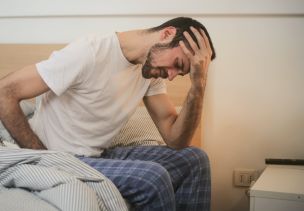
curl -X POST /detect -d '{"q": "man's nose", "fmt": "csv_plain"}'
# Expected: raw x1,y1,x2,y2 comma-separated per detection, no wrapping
167,68,178,81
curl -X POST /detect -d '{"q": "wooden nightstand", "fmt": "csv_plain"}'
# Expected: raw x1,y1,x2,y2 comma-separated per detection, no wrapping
250,165,304,211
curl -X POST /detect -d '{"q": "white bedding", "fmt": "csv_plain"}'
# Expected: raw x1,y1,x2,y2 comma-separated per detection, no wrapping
0,147,128,211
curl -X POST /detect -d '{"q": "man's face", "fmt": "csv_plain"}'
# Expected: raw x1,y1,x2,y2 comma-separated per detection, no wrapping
142,43,190,81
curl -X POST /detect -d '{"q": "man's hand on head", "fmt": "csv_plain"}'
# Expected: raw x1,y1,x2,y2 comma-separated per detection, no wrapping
179,27,212,89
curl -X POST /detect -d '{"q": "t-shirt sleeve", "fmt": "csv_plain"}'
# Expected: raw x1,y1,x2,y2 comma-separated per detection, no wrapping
36,37,94,96
145,78,167,96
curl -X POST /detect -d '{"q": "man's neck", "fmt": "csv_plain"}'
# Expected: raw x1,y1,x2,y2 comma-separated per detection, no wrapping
116,29,158,65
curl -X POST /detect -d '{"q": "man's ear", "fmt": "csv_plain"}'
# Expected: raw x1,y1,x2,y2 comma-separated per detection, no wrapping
160,26,177,42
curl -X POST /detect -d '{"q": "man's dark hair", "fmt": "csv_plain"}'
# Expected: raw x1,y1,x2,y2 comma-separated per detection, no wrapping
148,17,216,60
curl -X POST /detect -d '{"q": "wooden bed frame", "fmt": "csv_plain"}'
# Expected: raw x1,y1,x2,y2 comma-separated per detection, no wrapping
0,44,201,147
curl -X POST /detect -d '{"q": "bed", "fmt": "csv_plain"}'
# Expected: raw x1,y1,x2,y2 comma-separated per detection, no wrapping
0,44,203,210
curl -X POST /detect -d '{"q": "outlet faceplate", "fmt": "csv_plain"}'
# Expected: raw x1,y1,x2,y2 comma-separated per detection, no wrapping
233,168,258,187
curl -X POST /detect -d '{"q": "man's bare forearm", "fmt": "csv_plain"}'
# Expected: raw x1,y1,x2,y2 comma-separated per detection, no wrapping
169,26,212,149
167,84,204,149
0,95,46,149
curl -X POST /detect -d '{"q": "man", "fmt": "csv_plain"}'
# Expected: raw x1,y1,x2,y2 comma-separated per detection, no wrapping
0,17,216,210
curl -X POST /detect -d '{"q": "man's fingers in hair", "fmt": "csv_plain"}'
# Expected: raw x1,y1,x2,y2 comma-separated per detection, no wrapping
179,40,193,57
183,31,199,52
190,26,204,50
199,28,212,56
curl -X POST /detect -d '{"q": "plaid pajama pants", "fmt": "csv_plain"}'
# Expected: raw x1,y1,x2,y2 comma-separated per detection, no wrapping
78,146,211,211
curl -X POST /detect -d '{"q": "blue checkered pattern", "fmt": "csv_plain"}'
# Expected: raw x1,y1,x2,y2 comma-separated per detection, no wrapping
78,146,211,211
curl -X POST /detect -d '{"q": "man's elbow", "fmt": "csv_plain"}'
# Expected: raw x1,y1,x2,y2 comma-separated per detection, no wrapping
164,136,191,150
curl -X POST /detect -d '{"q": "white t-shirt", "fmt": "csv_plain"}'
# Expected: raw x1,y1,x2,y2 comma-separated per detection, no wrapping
29,33,166,157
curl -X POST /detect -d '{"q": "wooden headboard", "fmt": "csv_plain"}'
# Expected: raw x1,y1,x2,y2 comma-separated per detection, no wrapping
0,44,201,147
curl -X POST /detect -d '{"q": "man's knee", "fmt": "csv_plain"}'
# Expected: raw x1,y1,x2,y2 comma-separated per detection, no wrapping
183,147,209,164
127,161,175,209
141,161,173,191
179,147,210,174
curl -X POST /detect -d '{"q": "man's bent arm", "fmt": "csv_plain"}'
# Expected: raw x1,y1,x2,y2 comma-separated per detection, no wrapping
171,83,204,148
0,94,46,149
144,83,204,149
0,65,49,149
144,27,212,149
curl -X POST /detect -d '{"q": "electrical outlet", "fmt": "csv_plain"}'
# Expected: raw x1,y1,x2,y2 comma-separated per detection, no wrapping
233,168,258,187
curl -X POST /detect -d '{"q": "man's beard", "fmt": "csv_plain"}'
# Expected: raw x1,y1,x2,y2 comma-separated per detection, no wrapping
142,43,170,79
142,51,154,79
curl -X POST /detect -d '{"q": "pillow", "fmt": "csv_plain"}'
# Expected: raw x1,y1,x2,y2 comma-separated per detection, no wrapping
109,106,181,148
0,100,35,147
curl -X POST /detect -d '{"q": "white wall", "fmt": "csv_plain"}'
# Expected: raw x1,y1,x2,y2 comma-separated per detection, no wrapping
1,1,304,211
204,17,304,211
1,0,304,43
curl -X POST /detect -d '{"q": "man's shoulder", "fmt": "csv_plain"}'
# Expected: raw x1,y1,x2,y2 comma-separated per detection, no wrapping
85,32,116,47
